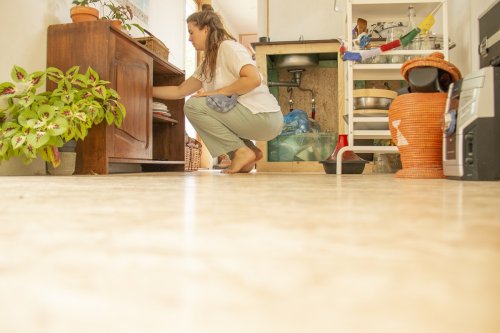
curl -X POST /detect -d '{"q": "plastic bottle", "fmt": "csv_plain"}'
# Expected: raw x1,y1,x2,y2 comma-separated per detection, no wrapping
405,5,418,60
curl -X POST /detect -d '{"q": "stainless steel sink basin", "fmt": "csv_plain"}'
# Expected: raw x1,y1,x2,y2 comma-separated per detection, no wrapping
274,54,319,69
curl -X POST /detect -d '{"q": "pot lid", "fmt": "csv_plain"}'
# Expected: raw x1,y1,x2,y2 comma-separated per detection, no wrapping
401,52,462,83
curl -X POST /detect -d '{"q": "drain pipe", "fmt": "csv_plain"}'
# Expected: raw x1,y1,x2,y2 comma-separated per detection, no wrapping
268,69,304,87
268,69,317,119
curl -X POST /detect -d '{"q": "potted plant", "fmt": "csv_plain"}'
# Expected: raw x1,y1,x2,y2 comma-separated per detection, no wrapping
0,65,126,171
70,0,101,23
101,1,145,34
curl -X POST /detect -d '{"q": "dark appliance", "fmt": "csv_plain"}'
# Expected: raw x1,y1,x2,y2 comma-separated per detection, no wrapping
442,66,500,180
479,0,500,68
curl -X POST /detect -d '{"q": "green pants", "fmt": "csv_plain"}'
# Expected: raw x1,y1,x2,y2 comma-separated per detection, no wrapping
184,97,283,157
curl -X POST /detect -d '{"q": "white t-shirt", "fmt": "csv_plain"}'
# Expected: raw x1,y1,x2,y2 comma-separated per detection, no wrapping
192,40,281,114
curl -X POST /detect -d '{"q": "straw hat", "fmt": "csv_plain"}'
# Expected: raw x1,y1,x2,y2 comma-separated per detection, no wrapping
401,52,462,83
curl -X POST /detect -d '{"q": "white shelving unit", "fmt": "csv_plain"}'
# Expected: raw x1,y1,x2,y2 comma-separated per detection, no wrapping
337,0,449,174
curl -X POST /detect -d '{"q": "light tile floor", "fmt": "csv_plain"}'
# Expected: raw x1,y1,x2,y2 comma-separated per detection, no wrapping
1,171,500,333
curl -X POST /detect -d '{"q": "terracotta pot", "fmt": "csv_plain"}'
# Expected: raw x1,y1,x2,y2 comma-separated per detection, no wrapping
70,6,99,23
388,93,447,178
110,20,123,30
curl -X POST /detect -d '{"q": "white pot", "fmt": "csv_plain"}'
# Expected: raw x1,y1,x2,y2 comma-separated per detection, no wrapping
47,152,76,176
0,156,46,176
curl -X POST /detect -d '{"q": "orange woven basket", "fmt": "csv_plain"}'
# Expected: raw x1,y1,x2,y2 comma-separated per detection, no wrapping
388,93,447,178
401,52,461,83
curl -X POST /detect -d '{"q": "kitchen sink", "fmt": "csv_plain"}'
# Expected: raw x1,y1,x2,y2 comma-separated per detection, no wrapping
274,54,319,70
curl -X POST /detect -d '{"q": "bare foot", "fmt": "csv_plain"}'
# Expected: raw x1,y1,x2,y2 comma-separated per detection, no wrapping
222,146,256,174
243,140,263,160
248,145,263,161
238,146,263,173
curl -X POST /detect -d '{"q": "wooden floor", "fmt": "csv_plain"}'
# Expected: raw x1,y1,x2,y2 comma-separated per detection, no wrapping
1,171,499,333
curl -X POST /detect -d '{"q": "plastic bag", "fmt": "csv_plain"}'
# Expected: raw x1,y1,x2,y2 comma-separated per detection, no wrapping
281,109,310,135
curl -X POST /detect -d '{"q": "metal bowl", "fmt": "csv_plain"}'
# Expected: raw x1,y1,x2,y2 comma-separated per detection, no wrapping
353,97,393,110
274,54,319,69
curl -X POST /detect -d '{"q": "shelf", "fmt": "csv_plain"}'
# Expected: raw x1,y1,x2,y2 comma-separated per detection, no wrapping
354,50,446,62
348,117,389,130
339,0,448,174
353,130,392,139
153,114,178,124
109,158,184,165
353,63,402,70
352,116,388,122
352,60,452,80
348,108,388,114
351,64,403,80
337,145,399,153
381,49,445,55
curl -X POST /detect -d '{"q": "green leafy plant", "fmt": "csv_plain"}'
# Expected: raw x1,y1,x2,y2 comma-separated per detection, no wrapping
70,0,145,34
0,65,126,167
101,1,145,34
71,0,101,7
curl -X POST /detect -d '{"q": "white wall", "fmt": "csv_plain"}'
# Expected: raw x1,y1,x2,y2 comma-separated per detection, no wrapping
443,0,497,77
0,0,70,83
447,0,497,77
257,0,345,41
212,0,240,37
0,0,186,85
447,0,472,76
148,0,186,69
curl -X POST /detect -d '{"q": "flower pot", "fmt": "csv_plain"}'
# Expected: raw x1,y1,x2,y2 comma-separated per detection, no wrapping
110,20,122,29
70,6,99,23
0,157,46,176
388,93,447,178
47,152,76,176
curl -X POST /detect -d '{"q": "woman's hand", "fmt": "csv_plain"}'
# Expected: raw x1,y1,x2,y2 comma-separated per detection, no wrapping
153,77,202,100
193,89,223,97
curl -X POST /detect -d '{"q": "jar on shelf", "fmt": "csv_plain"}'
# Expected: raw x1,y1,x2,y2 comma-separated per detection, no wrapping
419,33,437,50
386,27,406,63
405,5,418,61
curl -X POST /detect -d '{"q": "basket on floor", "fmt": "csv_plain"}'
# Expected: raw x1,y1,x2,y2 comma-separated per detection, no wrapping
185,137,202,171
135,30,169,62
388,92,447,179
